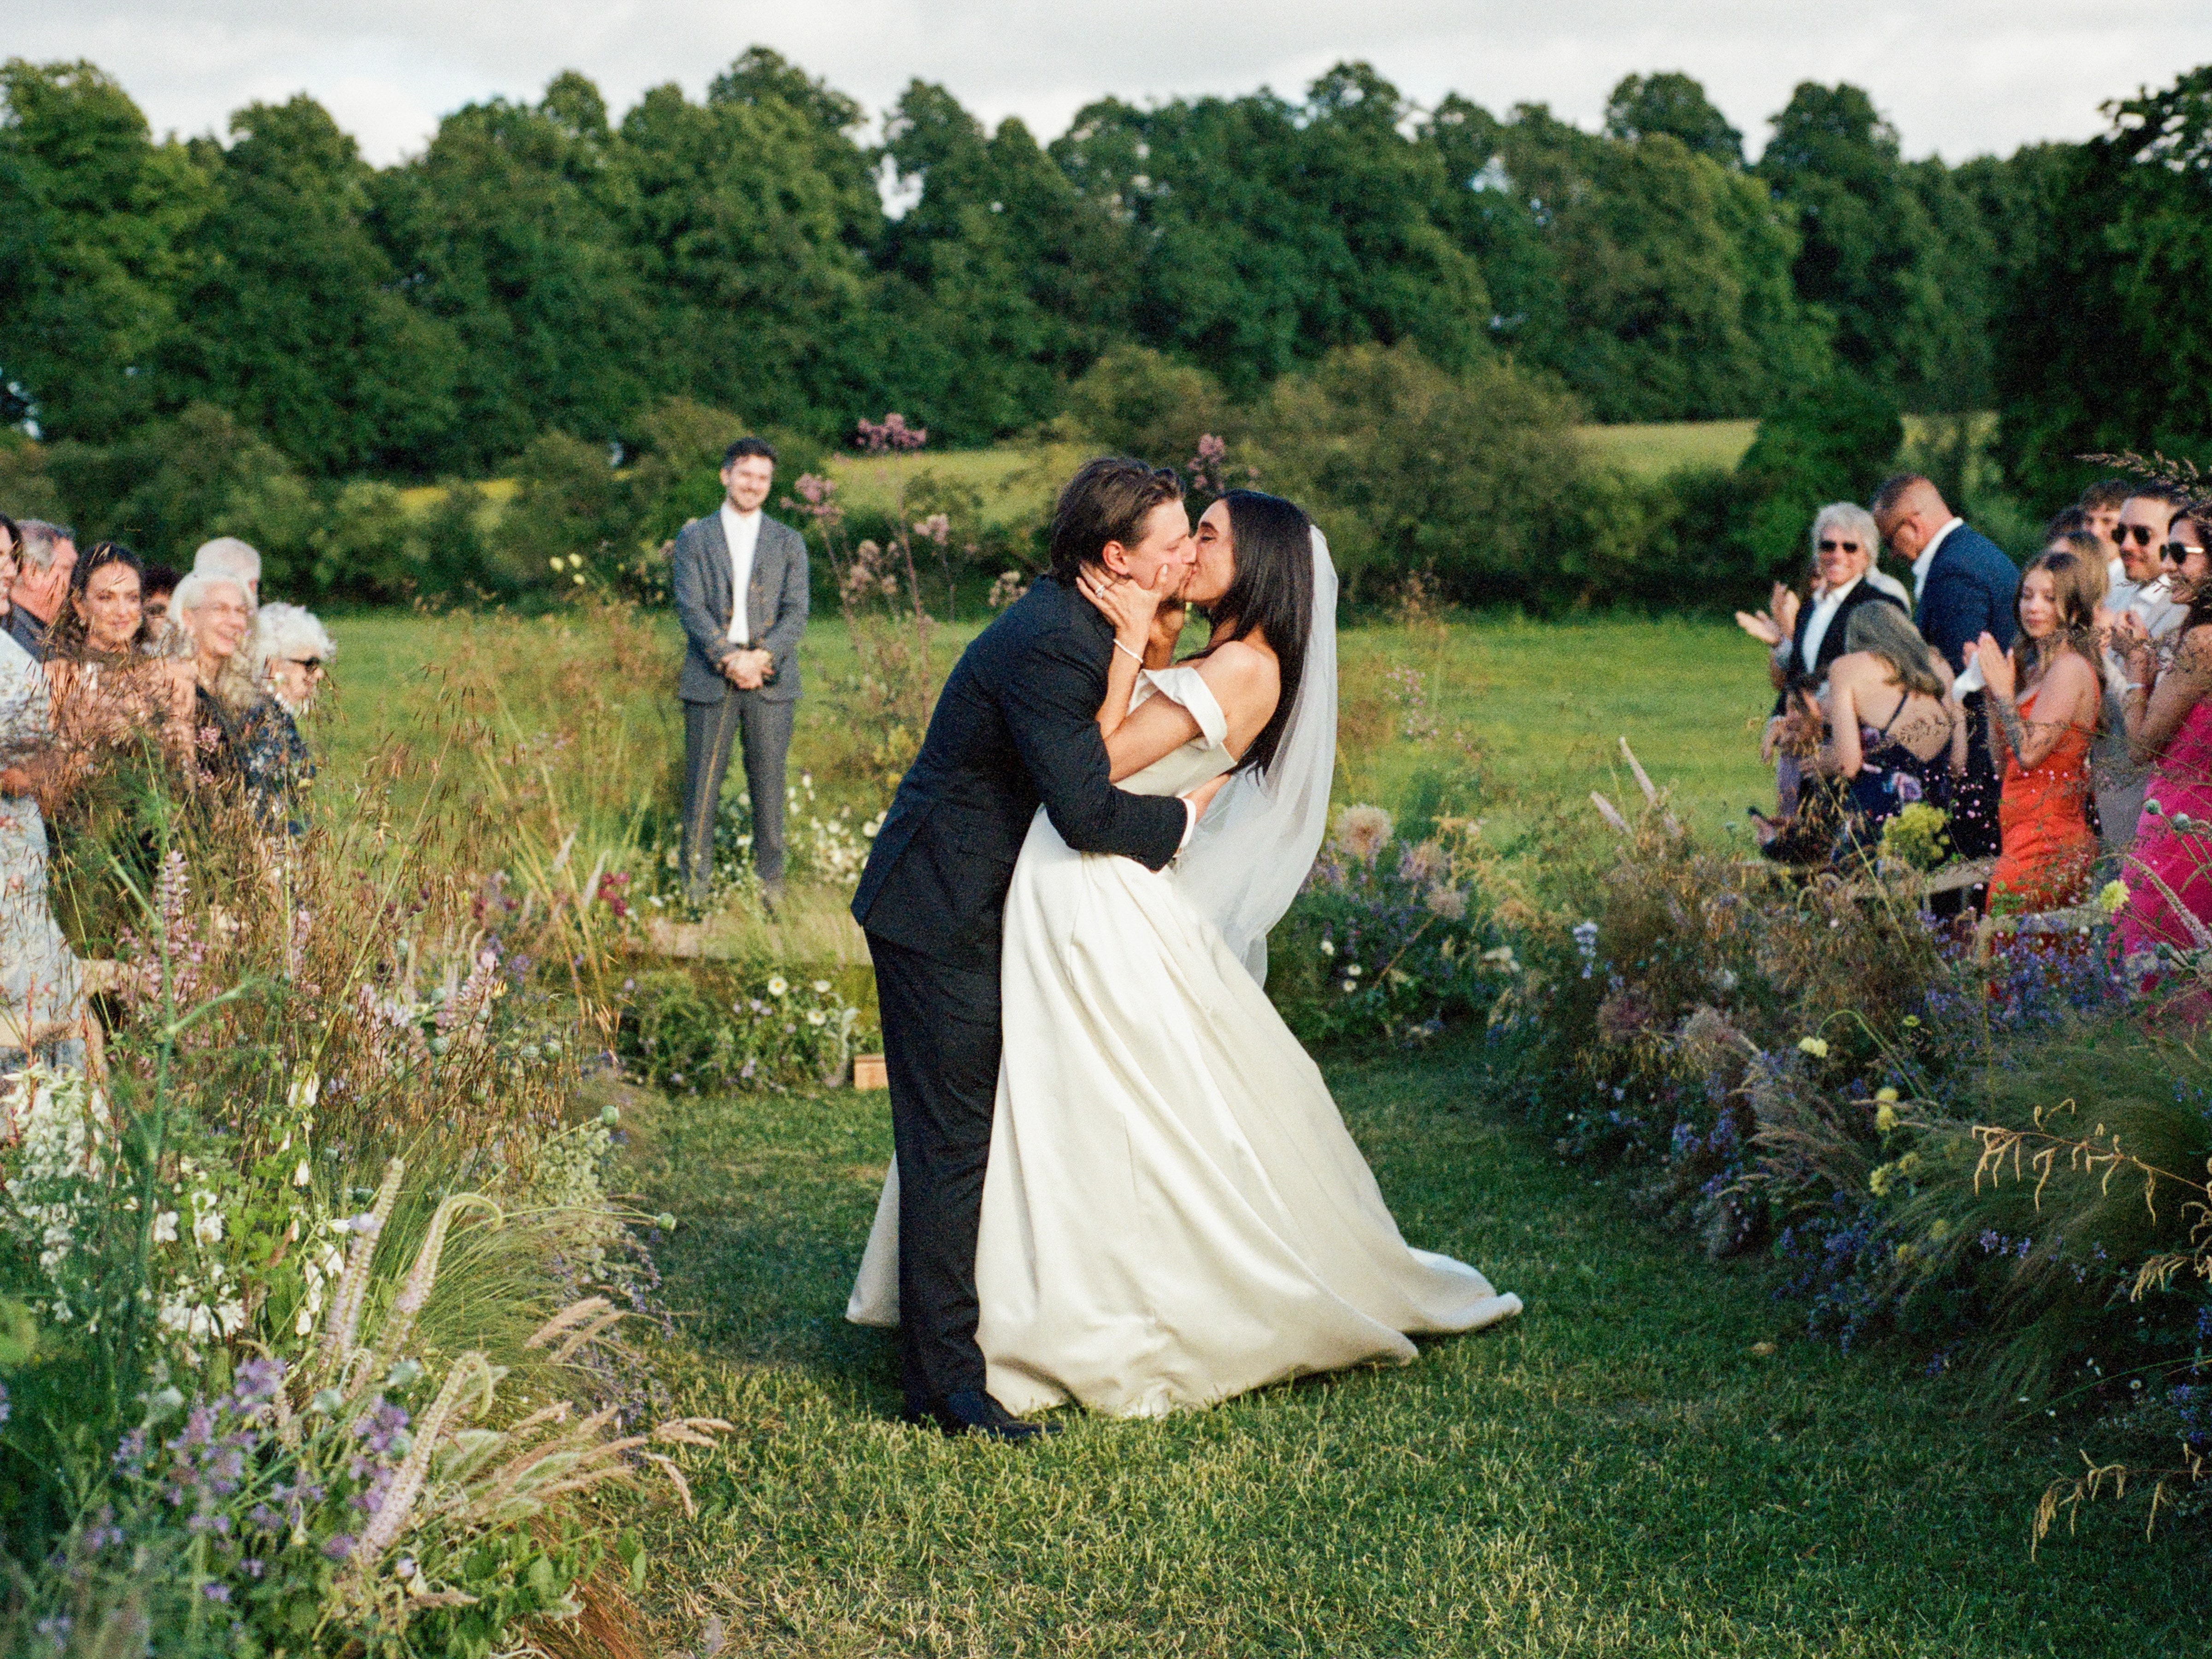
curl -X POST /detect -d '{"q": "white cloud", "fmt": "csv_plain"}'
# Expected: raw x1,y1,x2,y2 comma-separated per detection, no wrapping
13,0,2210,164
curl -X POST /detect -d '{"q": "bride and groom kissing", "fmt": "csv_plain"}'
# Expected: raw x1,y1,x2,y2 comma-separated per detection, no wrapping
846,457,1520,1441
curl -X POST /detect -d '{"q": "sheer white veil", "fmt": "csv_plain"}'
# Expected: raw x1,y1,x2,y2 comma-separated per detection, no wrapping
1171,525,1338,984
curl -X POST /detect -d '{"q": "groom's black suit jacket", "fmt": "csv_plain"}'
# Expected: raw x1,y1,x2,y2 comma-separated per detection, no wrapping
852,574,1187,968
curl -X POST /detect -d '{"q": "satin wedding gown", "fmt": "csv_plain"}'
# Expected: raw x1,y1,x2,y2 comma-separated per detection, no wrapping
848,666,1520,1418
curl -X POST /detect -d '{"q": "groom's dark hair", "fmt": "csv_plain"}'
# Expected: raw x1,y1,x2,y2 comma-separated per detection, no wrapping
1048,457,1182,583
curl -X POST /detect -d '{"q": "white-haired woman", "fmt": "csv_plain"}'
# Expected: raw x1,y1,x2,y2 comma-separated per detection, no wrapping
170,570,257,785
239,602,331,832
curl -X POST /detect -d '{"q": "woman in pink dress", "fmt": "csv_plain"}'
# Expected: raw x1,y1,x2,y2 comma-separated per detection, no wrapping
2115,504,2212,967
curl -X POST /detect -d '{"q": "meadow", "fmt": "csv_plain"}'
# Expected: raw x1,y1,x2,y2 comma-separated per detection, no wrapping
304,602,2212,1655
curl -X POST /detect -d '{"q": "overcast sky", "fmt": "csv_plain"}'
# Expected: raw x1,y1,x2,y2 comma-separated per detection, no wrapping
17,1,2211,167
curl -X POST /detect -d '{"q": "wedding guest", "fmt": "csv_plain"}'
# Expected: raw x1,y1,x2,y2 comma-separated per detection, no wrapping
671,436,808,907
44,541,193,758
1973,550,2102,916
1875,474,2019,867
1736,505,1907,832
192,536,262,607
238,602,332,832
2115,503,2212,969
2112,484,2192,638
7,519,77,662
2077,477,2131,582
140,564,187,655
1802,602,1964,862
170,571,256,782
0,527,87,1067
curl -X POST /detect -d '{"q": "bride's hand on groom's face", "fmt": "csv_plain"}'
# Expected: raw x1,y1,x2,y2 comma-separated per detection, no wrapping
1078,563,1180,648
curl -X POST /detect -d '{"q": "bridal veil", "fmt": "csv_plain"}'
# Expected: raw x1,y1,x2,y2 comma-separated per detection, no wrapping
1170,525,1339,983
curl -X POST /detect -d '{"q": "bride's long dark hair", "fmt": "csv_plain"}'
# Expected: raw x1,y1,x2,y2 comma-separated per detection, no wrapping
1198,489,1313,776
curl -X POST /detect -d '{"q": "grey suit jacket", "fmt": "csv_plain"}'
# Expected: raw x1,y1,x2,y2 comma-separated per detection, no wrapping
672,511,808,704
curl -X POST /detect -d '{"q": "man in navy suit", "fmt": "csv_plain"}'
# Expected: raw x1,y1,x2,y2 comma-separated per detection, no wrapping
1871,473,2019,863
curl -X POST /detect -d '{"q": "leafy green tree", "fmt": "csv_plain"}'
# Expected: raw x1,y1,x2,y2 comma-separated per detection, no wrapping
878,82,1131,440
609,52,882,440
1062,344,1232,466
1052,65,1490,400
0,60,208,442
1449,102,1828,420
371,73,657,473
1756,82,1994,412
1253,342,1600,608
44,402,304,568
1604,72,1744,167
159,95,460,475
1991,66,2212,505
1735,367,1903,577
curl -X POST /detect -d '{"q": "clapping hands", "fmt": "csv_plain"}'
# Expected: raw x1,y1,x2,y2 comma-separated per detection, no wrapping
1734,581,1801,649
1973,632,2015,700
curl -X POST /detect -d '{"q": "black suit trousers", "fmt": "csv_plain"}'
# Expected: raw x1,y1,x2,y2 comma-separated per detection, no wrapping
866,929,1000,1407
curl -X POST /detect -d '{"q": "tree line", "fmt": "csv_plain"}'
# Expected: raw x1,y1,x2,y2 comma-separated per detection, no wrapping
0,50,2204,601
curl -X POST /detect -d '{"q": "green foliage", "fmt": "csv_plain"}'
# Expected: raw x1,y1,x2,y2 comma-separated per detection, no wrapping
1487,100,1830,421
1991,67,2212,506
1061,343,1231,468
1603,72,1746,167
0,59,210,443
159,95,460,475
618,967,859,1094
371,75,656,475
1734,368,1904,578
1757,82,1996,414
1253,343,1600,607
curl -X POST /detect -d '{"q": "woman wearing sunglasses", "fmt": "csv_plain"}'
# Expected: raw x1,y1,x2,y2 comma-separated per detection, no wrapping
2114,503,2212,980
238,601,333,836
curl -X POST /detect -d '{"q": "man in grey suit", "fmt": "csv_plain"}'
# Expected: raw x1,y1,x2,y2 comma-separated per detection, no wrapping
672,436,809,905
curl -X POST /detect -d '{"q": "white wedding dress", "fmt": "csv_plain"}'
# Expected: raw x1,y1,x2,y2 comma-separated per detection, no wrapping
848,626,1521,1418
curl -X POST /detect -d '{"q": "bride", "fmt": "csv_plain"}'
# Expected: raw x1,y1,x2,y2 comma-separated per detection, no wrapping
849,489,1519,1418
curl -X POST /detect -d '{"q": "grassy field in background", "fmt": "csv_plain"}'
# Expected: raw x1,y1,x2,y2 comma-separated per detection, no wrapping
324,608,1773,845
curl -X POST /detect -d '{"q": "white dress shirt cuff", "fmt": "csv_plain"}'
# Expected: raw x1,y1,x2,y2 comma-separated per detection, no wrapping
1179,797,1199,851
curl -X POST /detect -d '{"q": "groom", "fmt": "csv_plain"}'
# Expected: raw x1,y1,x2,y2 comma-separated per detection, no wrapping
851,457,1218,1441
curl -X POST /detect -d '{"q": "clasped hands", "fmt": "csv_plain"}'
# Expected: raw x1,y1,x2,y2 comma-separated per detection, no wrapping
720,647,775,690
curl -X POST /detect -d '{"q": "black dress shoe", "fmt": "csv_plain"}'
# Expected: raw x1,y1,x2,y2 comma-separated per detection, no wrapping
903,1389,1059,1443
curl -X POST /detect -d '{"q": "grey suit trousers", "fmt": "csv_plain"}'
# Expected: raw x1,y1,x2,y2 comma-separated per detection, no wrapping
681,687,795,900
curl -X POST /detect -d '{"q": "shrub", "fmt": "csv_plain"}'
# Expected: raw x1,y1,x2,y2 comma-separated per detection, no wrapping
1063,343,1234,468
1733,368,1902,581
1252,343,1609,610
1268,806,1515,1047
618,967,859,1093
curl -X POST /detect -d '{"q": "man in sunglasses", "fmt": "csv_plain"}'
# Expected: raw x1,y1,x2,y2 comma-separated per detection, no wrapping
2112,484,2192,642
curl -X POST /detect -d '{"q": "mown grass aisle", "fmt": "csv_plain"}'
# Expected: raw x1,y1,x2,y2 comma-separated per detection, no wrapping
623,1038,2207,1657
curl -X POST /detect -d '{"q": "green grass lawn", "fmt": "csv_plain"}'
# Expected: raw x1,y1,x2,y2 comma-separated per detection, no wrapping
315,607,2201,1656
625,1040,2205,1655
